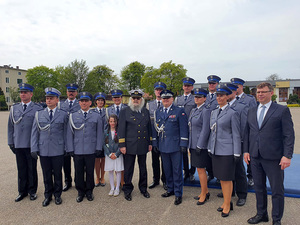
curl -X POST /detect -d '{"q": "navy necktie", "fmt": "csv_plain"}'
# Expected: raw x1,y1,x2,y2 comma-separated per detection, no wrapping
99,109,102,115
84,112,87,119
184,96,188,101
23,104,27,111
49,110,53,120
236,96,240,100
218,108,222,116
69,101,73,108
157,101,161,108
211,93,214,99
116,106,120,116
164,108,168,118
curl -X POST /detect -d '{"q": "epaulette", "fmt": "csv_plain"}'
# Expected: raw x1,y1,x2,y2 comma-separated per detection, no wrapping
247,94,255,98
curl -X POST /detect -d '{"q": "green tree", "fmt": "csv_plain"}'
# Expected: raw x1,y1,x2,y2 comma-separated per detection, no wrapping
9,86,21,103
26,65,60,102
84,65,120,94
140,66,161,96
0,87,8,110
120,61,145,91
244,86,250,94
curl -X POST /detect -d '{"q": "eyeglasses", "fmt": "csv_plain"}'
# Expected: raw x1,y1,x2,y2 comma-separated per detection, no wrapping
132,97,141,100
257,91,271,94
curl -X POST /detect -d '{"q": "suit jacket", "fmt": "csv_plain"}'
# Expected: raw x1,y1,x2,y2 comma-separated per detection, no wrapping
237,93,257,108
208,105,241,156
31,108,68,156
174,94,196,118
153,104,189,153
66,109,103,155
59,99,81,114
204,93,219,111
118,107,152,155
93,107,107,130
8,102,43,148
188,105,211,150
230,100,249,141
106,104,128,118
243,102,294,160
103,129,121,157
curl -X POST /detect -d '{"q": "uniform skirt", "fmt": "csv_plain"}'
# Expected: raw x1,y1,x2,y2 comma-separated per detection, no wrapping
104,154,124,172
190,148,209,169
212,154,235,181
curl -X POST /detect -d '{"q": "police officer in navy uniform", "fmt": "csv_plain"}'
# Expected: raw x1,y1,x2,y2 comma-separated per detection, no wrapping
31,87,68,207
231,78,257,187
153,90,189,205
146,82,167,190
118,90,152,201
66,92,104,202
106,89,127,118
174,77,196,181
60,83,81,192
7,83,43,202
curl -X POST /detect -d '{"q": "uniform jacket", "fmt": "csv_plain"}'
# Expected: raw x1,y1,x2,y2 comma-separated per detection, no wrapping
8,102,43,148
153,104,189,153
229,100,249,141
188,105,211,150
66,110,103,155
237,93,257,108
93,107,107,129
205,93,219,111
31,108,68,156
59,99,81,114
174,94,196,118
106,104,127,118
118,107,152,155
243,102,294,160
103,129,121,157
208,105,241,156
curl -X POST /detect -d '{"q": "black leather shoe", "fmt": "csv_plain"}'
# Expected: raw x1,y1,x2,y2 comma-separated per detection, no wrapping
30,193,37,201
194,195,200,200
248,178,254,187
196,193,210,205
161,191,175,198
86,194,94,201
76,195,84,203
247,214,269,224
42,198,52,207
174,196,182,205
221,211,230,217
183,173,189,181
15,194,27,202
149,181,159,189
217,202,233,212
141,191,150,198
55,197,62,205
189,174,195,182
163,183,168,190
273,221,281,225
63,183,72,192
124,193,132,201
236,198,246,206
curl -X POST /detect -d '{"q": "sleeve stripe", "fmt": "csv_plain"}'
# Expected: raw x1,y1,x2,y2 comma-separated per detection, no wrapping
181,137,188,140
119,138,125,143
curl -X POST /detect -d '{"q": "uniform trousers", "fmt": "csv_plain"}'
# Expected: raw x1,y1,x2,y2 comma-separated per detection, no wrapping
251,156,284,222
40,155,64,199
161,151,183,197
15,148,38,195
74,154,95,196
151,148,166,183
233,156,248,199
63,155,72,183
123,154,147,194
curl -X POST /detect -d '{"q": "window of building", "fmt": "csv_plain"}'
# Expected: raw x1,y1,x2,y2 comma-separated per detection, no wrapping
6,77,9,83
18,72,21,75
6,97,10,102
6,87,9,93
17,79,22,84
5,70,9,73
279,88,288,102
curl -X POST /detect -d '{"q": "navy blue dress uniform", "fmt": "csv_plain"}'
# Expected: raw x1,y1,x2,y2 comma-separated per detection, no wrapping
118,90,152,199
31,88,68,206
207,85,241,181
7,83,43,202
174,77,196,180
205,75,221,111
146,82,166,188
66,92,104,201
153,90,189,205
59,83,81,191
231,78,257,108
106,89,127,118
188,88,211,169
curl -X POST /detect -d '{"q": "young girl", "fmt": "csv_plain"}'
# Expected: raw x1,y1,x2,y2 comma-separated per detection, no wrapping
104,114,124,196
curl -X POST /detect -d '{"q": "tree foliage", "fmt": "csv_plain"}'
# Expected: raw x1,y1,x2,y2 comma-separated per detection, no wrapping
120,61,145,91
26,65,60,102
9,86,21,103
84,65,120,94
141,66,161,96
0,87,8,110
266,73,281,81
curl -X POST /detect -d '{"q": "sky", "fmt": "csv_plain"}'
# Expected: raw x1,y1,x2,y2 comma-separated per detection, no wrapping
1,0,300,83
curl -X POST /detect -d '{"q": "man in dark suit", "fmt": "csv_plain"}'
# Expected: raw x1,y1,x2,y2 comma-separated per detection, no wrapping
244,82,294,225
118,89,152,201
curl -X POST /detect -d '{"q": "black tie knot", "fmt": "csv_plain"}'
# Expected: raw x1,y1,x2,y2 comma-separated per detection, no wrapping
23,104,27,111
84,112,87,118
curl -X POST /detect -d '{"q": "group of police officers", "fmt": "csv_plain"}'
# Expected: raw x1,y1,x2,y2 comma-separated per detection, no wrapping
7,75,256,210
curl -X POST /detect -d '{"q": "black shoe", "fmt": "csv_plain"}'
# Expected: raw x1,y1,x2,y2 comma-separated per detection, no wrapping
189,174,195,182
42,198,52,207
148,181,159,189
248,178,254,187
194,195,200,200
174,196,182,205
247,214,269,224
15,194,27,202
141,191,150,198
124,193,132,201
196,192,210,205
163,182,168,190
273,221,281,225
30,193,37,201
184,173,189,181
221,211,230,217
63,183,72,192
55,197,62,205
161,191,175,198
95,182,101,187
217,202,233,212
236,198,246,206
86,194,94,201
76,195,84,203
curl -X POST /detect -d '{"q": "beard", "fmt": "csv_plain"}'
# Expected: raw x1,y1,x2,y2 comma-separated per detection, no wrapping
128,97,145,112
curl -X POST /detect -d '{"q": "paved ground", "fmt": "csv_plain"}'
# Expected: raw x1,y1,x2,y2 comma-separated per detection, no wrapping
1,108,299,225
